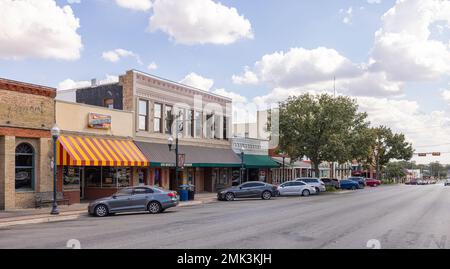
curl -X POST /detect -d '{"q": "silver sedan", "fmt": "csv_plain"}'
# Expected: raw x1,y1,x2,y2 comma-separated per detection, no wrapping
277,181,317,197
88,186,179,217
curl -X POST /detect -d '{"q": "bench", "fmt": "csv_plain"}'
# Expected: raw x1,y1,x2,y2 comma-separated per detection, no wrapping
35,192,70,208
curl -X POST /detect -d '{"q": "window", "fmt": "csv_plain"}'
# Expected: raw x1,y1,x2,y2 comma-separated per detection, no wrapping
293,182,305,186
186,110,194,137
154,103,162,133
165,105,173,134
104,98,114,109
223,116,228,140
176,109,185,134
63,167,80,190
116,188,133,196
139,100,148,131
102,167,117,188
133,187,153,194
85,167,101,187
214,114,221,139
15,143,34,191
154,168,162,186
116,167,131,188
206,113,214,139
194,111,202,138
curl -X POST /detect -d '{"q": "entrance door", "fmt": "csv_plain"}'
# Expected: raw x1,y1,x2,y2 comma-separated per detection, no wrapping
80,168,85,200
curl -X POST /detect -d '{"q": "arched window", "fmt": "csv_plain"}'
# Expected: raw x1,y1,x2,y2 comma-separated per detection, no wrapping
15,143,35,191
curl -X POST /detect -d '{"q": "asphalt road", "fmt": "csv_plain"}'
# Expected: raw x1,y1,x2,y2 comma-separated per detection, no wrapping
1,184,449,249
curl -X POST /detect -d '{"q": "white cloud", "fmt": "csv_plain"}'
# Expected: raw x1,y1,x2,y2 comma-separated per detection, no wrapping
0,0,82,60
102,49,142,64
115,0,152,11
367,0,381,4
57,75,119,91
180,72,214,91
213,88,247,103
233,47,362,89
147,62,158,71
67,0,81,4
148,0,253,45
340,6,353,25
370,0,450,81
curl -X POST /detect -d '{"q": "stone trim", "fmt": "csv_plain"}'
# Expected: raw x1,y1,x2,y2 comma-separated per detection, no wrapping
0,78,56,98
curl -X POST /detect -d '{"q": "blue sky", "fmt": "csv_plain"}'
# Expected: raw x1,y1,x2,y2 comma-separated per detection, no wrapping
1,0,450,163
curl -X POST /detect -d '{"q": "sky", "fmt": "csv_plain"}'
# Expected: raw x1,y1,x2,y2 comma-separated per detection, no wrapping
1,0,450,164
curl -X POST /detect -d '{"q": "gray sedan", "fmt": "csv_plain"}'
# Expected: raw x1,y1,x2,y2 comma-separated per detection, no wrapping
217,181,278,201
88,186,179,217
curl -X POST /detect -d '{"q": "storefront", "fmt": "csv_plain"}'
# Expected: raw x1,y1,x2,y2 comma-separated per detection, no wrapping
135,142,241,193
56,135,149,203
238,154,279,183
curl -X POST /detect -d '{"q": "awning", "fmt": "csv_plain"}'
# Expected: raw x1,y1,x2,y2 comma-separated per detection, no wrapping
243,154,280,169
135,141,241,168
57,136,149,166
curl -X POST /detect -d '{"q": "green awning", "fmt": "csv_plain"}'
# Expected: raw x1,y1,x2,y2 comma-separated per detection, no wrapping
243,155,280,168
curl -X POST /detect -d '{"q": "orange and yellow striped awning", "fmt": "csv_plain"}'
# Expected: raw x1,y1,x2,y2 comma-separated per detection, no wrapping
56,136,149,167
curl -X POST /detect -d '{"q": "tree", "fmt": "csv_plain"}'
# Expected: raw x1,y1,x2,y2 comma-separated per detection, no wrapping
278,93,371,176
367,126,414,180
385,162,407,182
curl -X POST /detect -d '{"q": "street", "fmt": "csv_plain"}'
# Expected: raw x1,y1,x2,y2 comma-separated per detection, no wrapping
0,184,449,249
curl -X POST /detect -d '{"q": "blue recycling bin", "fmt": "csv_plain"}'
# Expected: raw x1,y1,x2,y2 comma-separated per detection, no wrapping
178,185,189,202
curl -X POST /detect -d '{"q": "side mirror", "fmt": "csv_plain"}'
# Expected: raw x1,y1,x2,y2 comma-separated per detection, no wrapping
112,195,117,199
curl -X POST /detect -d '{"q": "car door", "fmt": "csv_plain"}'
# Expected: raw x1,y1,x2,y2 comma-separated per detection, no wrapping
130,187,153,211
279,182,292,195
250,183,266,197
235,183,252,198
291,181,306,194
108,188,134,212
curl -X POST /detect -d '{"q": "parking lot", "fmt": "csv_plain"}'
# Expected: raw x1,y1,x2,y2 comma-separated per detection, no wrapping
0,183,449,249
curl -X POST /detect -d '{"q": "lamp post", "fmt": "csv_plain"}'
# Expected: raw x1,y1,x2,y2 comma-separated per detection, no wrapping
280,152,287,182
50,124,60,215
168,135,179,189
240,147,245,185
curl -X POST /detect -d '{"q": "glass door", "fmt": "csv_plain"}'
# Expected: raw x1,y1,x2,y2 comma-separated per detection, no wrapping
80,168,85,200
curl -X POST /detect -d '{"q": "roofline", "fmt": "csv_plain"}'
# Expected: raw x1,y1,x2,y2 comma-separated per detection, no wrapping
0,77,56,98
131,69,233,102
58,82,120,92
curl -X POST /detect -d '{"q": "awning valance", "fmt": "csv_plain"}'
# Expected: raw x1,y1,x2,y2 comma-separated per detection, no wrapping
57,136,149,167
243,155,280,169
135,141,241,168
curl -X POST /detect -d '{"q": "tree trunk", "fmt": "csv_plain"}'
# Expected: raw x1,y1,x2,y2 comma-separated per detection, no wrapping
313,161,320,178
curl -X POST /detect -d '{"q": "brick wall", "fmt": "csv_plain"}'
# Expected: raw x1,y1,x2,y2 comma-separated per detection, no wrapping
120,71,134,112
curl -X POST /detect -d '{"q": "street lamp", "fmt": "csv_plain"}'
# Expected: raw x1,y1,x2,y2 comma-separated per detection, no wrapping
240,147,245,185
168,135,179,189
280,151,287,182
50,124,60,215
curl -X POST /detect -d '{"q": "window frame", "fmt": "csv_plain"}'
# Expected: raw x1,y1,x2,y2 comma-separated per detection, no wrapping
15,143,35,192
138,99,149,131
153,103,163,133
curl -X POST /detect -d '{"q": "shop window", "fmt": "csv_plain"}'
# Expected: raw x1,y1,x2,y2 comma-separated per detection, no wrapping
15,143,34,191
63,166,80,190
138,168,146,185
116,167,131,188
154,168,161,186
154,103,162,133
165,105,173,134
139,100,149,131
85,167,101,187
102,167,117,188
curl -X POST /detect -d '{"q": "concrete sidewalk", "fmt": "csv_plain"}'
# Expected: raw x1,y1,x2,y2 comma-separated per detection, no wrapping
0,193,217,228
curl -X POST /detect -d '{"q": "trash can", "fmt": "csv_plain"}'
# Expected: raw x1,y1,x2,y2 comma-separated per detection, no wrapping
188,184,195,200
178,185,189,202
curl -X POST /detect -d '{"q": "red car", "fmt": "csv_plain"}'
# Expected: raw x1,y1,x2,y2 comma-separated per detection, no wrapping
365,178,382,187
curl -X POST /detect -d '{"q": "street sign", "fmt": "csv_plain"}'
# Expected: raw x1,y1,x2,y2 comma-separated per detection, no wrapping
418,153,427,157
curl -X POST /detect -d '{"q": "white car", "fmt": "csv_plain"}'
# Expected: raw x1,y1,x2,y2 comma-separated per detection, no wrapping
277,181,317,197
295,177,327,193
445,179,450,186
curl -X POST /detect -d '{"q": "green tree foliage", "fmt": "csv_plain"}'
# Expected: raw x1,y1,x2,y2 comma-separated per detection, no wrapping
278,94,372,176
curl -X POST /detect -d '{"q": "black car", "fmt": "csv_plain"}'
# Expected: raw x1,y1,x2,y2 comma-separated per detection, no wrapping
217,181,278,201
321,178,340,189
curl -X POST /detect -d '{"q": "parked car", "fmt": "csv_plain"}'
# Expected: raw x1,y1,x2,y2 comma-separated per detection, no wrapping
445,178,450,186
347,177,366,188
320,178,340,189
295,178,326,193
88,186,179,217
277,181,317,197
365,178,382,187
340,180,360,190
217,181,278,201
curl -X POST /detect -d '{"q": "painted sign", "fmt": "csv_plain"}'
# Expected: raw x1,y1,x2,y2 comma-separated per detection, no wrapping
88,113,111,129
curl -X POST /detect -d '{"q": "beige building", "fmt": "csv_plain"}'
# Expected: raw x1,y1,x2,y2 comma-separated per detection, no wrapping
0,78,56,209
59,70,241,193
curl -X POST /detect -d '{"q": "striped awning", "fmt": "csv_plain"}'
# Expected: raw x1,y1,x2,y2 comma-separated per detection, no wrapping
56,136,149,167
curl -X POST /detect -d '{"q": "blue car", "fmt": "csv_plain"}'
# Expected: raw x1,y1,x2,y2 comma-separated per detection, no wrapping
340,180,360,190
347,177,366,188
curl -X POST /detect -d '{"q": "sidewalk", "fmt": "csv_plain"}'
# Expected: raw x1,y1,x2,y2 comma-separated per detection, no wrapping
0,192,217,228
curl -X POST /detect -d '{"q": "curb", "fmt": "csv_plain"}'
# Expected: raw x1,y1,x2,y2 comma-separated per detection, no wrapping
0,199,217,228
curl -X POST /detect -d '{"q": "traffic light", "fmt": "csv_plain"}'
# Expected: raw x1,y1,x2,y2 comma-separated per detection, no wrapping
418,153,427,157
432,152,441,156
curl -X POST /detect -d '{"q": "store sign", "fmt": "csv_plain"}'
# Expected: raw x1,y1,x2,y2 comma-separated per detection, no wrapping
178,154,186,168
88,113,111,129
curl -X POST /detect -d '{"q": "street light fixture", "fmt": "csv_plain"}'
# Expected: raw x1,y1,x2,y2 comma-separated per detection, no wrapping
50,124,61,215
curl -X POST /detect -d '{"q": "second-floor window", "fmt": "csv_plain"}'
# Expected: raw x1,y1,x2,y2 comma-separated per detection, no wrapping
139,100,148,131
223,116,228,140
186,110,194,137
195,111,202,138
154,103,162,133
165,105,173,134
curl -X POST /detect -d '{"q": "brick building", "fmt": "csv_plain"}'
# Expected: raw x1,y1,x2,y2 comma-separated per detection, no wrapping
0,78,56,209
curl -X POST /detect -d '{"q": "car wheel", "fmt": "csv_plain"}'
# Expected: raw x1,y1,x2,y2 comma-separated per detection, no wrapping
225,192,235,201
315,187,320,194
262,191,272,200
302,189,310,197
94,204,108,217
148,201,161,214
351,186,356,190
373,184,377,187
